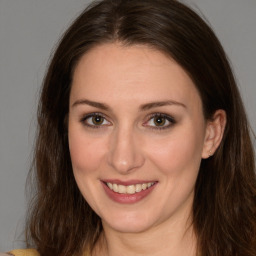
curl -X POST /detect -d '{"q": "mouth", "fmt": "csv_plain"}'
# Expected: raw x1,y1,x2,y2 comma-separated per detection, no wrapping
105,182,156,194
101,180,157,204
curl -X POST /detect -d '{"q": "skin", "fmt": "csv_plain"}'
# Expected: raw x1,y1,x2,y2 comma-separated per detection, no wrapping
68,43,226,256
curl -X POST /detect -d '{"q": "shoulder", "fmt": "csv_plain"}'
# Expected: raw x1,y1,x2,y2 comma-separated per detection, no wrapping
5,249,39,256
3,248,90,256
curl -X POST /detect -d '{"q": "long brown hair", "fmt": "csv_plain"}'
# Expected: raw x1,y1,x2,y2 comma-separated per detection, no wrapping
26,0,256,255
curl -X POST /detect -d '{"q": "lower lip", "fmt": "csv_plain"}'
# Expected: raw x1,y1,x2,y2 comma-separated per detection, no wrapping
102,182,157,204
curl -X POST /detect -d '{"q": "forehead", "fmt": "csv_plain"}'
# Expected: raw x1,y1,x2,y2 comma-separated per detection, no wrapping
71,43,202,111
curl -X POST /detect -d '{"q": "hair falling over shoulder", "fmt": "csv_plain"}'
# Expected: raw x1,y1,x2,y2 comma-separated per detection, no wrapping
25,0,256,255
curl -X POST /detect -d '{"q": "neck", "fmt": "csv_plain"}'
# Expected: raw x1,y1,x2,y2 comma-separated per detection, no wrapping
93,213,197,256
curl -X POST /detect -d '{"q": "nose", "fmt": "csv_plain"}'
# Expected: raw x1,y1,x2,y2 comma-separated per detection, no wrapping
107,126,145,174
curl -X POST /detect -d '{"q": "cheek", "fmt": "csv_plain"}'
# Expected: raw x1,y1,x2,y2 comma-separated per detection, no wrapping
146,126,204,176
68,132,104,215
68,128,106,175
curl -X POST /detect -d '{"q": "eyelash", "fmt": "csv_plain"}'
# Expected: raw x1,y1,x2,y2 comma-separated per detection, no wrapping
80,112,176,130
80,112,111,129
143,113,176,130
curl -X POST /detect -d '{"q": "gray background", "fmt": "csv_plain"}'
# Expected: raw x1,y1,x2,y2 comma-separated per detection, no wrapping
0,0,255,252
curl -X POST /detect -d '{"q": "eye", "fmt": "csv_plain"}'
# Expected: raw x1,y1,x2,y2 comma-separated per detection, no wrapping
144,113,176,130
81,113,111,128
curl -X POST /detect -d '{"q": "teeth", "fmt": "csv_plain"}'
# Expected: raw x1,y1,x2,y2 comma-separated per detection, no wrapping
142,183,147,190
113,183,118,192
118,185,126,194
107,183,113,190
135,184,142,193
127,185,135,194
106,182,155,194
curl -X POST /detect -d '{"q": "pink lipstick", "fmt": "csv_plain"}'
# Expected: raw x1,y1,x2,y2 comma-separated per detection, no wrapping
101,180,157,204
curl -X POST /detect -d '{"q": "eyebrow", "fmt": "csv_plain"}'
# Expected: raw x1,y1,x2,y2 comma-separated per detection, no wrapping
72,99,109,110
139,100,186,111
71,99,186,111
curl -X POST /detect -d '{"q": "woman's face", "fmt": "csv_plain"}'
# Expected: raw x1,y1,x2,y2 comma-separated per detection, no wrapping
68,43,210,233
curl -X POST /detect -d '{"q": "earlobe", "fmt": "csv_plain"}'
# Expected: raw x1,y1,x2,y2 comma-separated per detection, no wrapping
201,109,226,159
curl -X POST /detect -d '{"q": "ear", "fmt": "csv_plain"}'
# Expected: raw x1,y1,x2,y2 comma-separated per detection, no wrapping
201,109,226,159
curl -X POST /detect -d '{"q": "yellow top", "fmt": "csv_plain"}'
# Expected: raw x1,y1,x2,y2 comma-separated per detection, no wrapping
8,249,89,256
8,249,39,256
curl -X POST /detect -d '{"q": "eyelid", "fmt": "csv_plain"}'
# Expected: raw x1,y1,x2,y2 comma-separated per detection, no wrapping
80,112,111,128
80,112,176,130
143,113,176,130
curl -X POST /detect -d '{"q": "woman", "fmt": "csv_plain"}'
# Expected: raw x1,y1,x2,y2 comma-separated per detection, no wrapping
6,0,256,255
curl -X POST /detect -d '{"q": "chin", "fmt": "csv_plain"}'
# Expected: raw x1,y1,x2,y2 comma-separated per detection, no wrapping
101,210,156,234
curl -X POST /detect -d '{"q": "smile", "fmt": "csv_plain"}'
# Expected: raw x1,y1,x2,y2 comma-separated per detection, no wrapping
106,182,155,194
102,180,157,204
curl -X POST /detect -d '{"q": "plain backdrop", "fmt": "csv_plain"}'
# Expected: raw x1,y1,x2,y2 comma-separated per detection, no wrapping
0,0,255,252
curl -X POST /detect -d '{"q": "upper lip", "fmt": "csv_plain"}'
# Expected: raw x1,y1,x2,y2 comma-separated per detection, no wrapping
101,179,157,186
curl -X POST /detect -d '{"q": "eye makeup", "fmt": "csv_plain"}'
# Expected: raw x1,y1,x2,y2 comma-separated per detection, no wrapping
79,111,176,132
143,113,176,131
